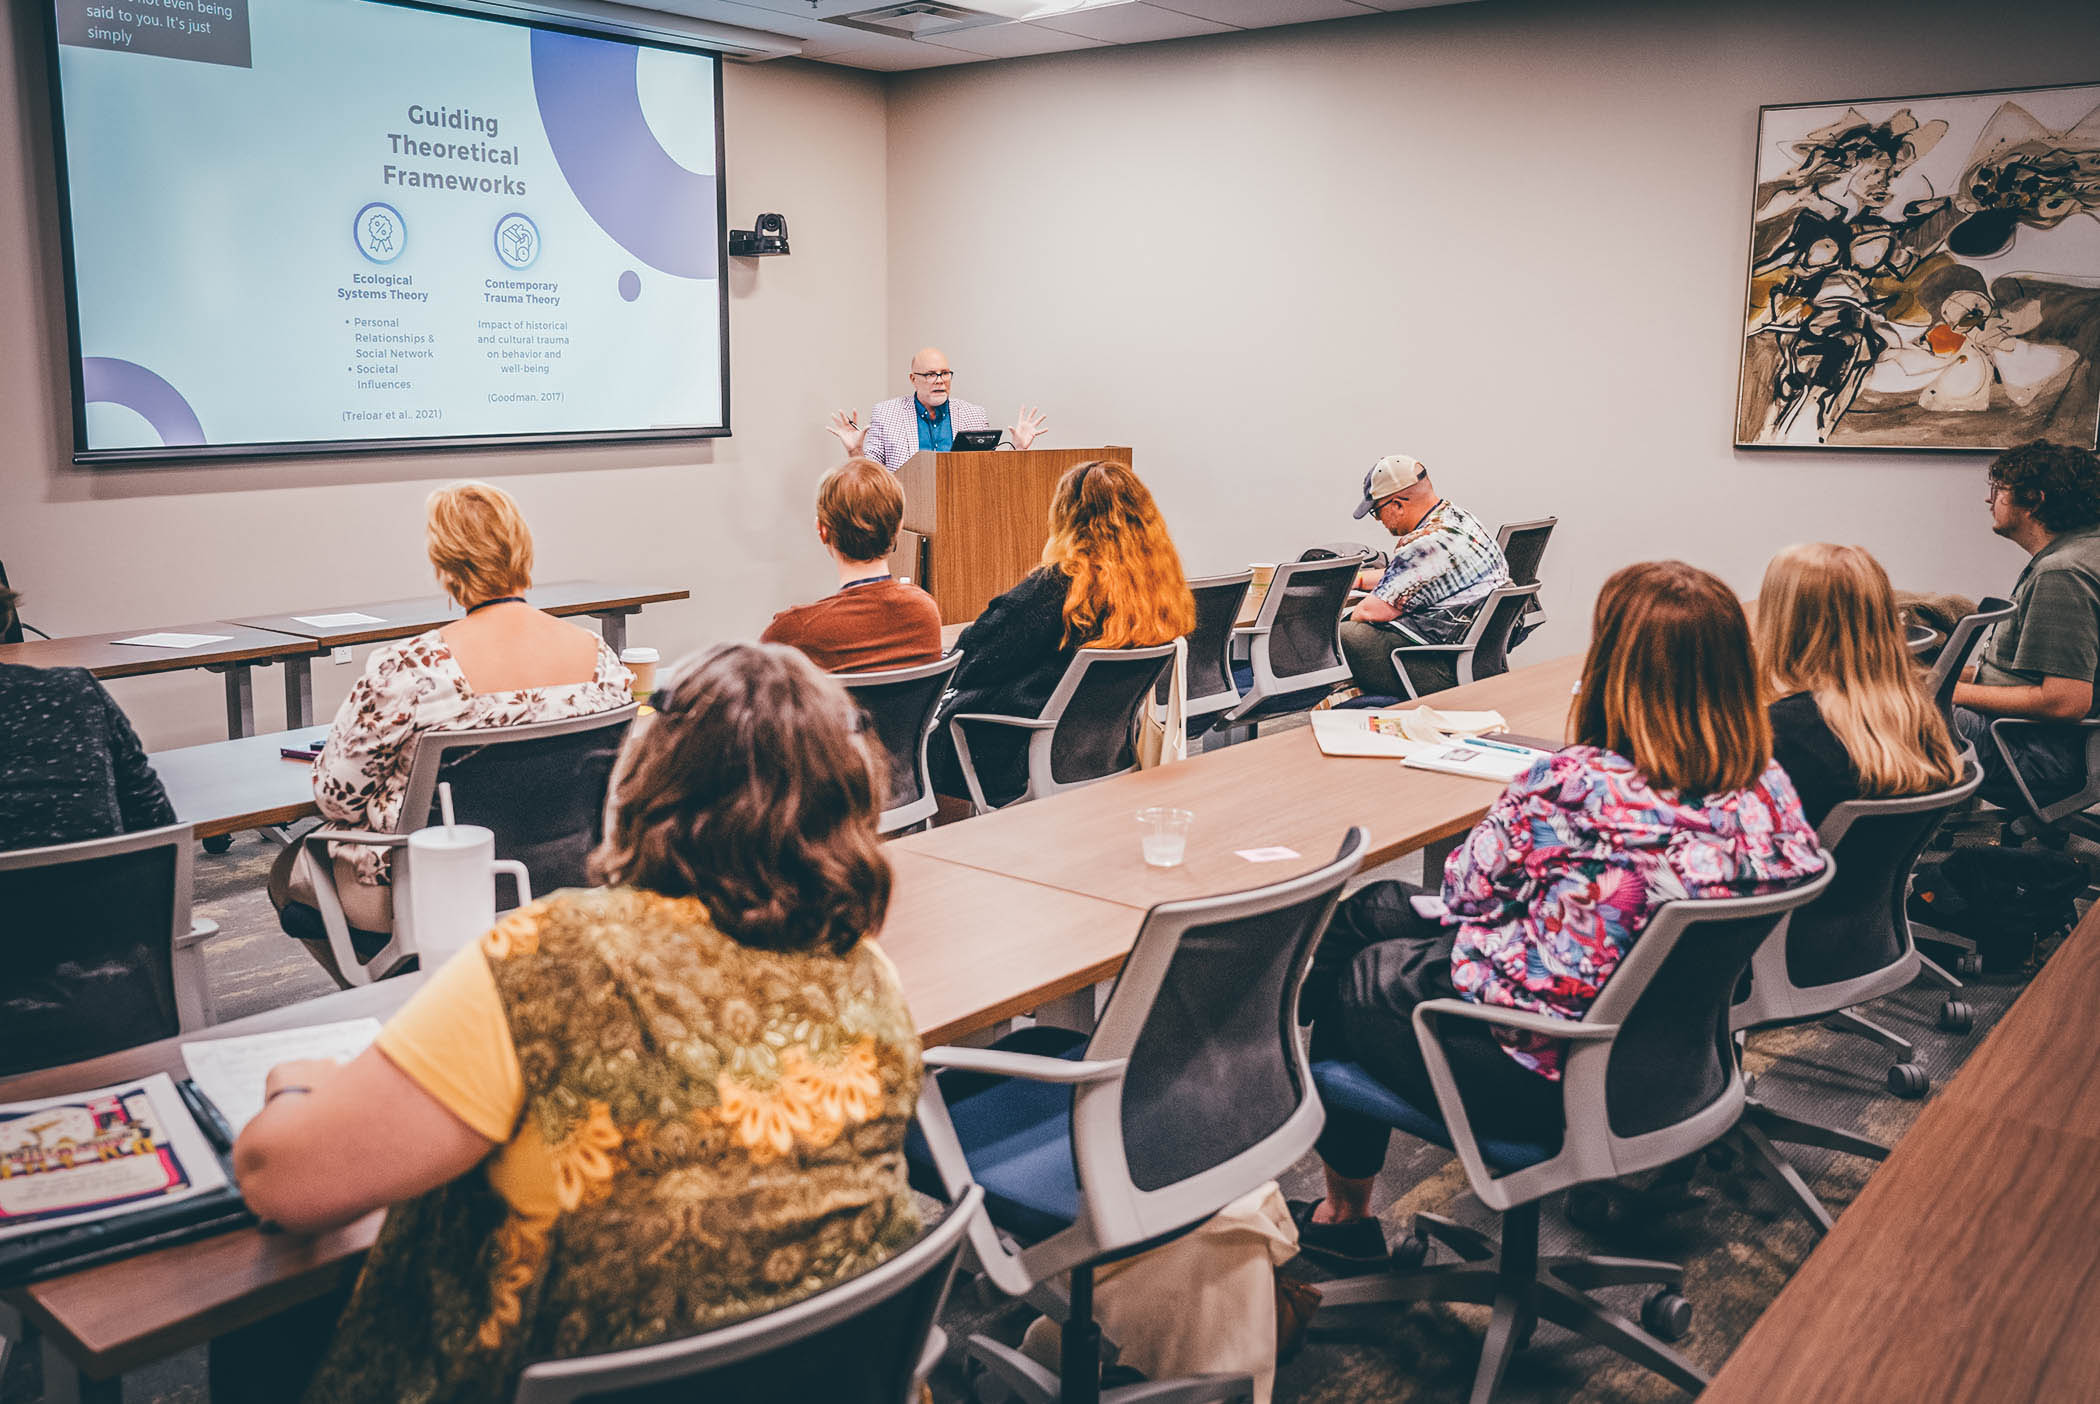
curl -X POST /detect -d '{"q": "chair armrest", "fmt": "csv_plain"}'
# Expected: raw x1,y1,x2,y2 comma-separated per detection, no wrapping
1231,624,1272,640
1412,998,1616,1043
304,826,412,849
1389,644,1468,659
922,1046,1128,1084
947,713,1059,732
912,1080,1036,1297
176,917,221,950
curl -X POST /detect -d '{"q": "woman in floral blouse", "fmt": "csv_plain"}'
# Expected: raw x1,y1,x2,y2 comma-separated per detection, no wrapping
223,643,921,1403
267,482,631,958
1293,561,1825,1269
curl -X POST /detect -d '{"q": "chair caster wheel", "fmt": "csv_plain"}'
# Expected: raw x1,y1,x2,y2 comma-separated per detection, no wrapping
1390,1231,1430,1270
1641,1289,1693,1342
1565,1185,1617,1234
1956,951,1984,978
1888,1063,1929,1098
201,834,233,855
1939,1000,1974,1033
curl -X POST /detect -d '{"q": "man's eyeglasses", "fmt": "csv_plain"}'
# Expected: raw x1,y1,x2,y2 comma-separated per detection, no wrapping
911,369,954,381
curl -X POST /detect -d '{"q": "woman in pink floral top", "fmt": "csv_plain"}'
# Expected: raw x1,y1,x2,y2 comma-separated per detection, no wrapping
269,484,632,962
1293,561,1824,1270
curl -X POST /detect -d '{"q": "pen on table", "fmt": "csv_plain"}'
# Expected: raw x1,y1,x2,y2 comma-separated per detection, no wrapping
178,1078,237,1152
1464,736,1548,758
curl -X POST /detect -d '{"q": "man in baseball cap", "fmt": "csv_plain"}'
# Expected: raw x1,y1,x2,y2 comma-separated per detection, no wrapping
1342,453,1512,698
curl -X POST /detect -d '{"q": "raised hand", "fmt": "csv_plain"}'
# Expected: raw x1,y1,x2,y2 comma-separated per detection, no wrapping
826,409,869,457
1008,406,1048,451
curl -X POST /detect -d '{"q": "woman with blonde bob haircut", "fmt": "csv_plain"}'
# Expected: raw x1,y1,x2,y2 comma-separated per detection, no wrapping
225,644,921,1403
1755,542,1963,825
1293,561,1825,1267
931,460,1196,806
270,481,632,964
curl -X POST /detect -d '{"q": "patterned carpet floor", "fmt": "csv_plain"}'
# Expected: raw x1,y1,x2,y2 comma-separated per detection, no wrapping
4,816,2078,1404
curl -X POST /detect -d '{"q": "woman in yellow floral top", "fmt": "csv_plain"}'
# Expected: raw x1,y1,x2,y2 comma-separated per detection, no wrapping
226,643,922,1403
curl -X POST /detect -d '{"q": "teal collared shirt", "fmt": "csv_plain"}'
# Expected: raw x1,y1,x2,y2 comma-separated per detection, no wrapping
915,396,954,453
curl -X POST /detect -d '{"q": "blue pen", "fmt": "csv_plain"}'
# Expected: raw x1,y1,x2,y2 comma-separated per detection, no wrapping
1464,736,1546,758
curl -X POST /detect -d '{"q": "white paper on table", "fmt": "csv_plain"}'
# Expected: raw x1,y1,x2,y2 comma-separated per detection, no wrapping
0,1074,227,1242
181,1019,382,1135
1236,846,1302,863
110,632,234,649
291,612,386,629
1308,706,1513,759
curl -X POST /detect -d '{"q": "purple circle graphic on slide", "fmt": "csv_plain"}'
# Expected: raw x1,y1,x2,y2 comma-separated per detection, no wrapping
618,271,641,302
530,30,718,279
81,357,205,446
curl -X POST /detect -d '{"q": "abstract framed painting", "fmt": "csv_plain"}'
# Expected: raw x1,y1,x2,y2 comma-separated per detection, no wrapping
1736,82,2100,451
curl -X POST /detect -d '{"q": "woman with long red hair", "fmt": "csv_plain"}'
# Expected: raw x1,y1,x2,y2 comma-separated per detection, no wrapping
930,460,1195,807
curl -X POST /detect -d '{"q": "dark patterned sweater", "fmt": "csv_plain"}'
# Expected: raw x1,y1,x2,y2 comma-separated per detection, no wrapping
0,664,176,851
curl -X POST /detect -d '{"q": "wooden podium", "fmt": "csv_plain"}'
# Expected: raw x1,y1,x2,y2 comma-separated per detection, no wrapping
893,446,1133,624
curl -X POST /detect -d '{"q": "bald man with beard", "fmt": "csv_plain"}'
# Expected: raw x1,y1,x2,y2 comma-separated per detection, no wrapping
827,346,1048,471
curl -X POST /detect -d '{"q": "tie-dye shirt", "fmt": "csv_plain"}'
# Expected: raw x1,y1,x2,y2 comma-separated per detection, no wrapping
1367,499,1509,643
1445,745,1824,1077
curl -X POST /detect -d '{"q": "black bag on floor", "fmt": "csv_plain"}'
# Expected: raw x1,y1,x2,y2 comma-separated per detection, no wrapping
1908,847,2087,973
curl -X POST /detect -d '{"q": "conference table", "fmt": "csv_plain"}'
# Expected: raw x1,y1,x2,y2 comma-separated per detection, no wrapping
0,623,317,742
11,650,1580,1395
0,581,688,742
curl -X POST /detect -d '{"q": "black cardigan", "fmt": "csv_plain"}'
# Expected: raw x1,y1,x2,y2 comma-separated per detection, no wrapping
0,664,177,852
1768,692,1859,831
931,567,1078,805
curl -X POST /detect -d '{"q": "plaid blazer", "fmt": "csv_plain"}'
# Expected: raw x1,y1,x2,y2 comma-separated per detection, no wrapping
863,394,990,471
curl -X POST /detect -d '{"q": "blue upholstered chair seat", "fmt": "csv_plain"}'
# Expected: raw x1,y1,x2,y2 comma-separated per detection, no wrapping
1333,693,1401,710
905,1030,1090,1243
1312,1059,1554,1174
1225,663,1336,721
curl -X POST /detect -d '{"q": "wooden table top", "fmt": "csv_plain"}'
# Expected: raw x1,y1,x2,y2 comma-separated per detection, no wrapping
897,652,1582,907
230,581,689,648
153,726,329,839
1704,902,2100,1402
0,849,1137,1378
0,623,316,680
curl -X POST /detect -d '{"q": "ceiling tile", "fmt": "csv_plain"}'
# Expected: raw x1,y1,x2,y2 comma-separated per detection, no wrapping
1032,3,1235,43
924,23,1112,57
1151,0,1377,25
811,38,987,70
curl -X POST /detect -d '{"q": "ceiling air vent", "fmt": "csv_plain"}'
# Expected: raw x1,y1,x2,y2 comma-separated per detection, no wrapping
823,3,1008,40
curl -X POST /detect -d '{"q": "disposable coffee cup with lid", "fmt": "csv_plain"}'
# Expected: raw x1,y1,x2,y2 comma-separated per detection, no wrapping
621,647,660,701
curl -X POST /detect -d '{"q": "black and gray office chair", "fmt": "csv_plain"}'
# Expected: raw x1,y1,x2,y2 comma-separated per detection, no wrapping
1310,861,1834,1403
0,823,220,1076
1494,517,1556,629
511,1185,984,1403
1215,554,1362,734
281,707,636,985
1727,767,1980,1232
1386,582,1541,702
949,643,1177,814
1987,716,2100,846
1183,571,1253,735
911,829,1369,1404
1925,596,2015,730
840,653,963,835
1905,622,1936,657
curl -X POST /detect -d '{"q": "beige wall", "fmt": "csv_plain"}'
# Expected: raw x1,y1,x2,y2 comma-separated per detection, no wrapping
885,0,2100,655
0,7,888,748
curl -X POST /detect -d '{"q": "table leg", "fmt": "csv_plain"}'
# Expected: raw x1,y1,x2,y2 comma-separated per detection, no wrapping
283,655,315,729
1033,985,1100,1036
592,611,629,653
1420,832,1461,890
218,664,255,739
40,1335,121,1404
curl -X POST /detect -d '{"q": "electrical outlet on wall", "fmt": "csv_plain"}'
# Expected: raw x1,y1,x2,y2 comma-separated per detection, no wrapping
332,646,353,665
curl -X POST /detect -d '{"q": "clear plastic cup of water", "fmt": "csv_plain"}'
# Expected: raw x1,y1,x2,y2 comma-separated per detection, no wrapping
1138,807,1194,868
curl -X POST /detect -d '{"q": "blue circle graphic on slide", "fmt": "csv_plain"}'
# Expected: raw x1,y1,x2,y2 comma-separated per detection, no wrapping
355,202,406,264
495,213,541,271
619,271,641,302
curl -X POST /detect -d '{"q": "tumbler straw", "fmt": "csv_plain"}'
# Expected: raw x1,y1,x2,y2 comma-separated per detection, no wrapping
439,781,457,840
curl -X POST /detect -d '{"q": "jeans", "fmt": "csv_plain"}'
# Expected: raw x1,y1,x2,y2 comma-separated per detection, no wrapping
1952,705,2087,813
1304,880,1563,1179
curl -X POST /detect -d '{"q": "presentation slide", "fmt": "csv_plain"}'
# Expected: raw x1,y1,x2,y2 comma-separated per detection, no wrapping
48,0,727,460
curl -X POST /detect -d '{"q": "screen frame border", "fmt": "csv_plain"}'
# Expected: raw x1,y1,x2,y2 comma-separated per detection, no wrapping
42,0,733,465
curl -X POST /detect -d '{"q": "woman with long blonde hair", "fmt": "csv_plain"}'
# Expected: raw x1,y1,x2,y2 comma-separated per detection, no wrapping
931,460,1195,806
1756,543,1963,825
